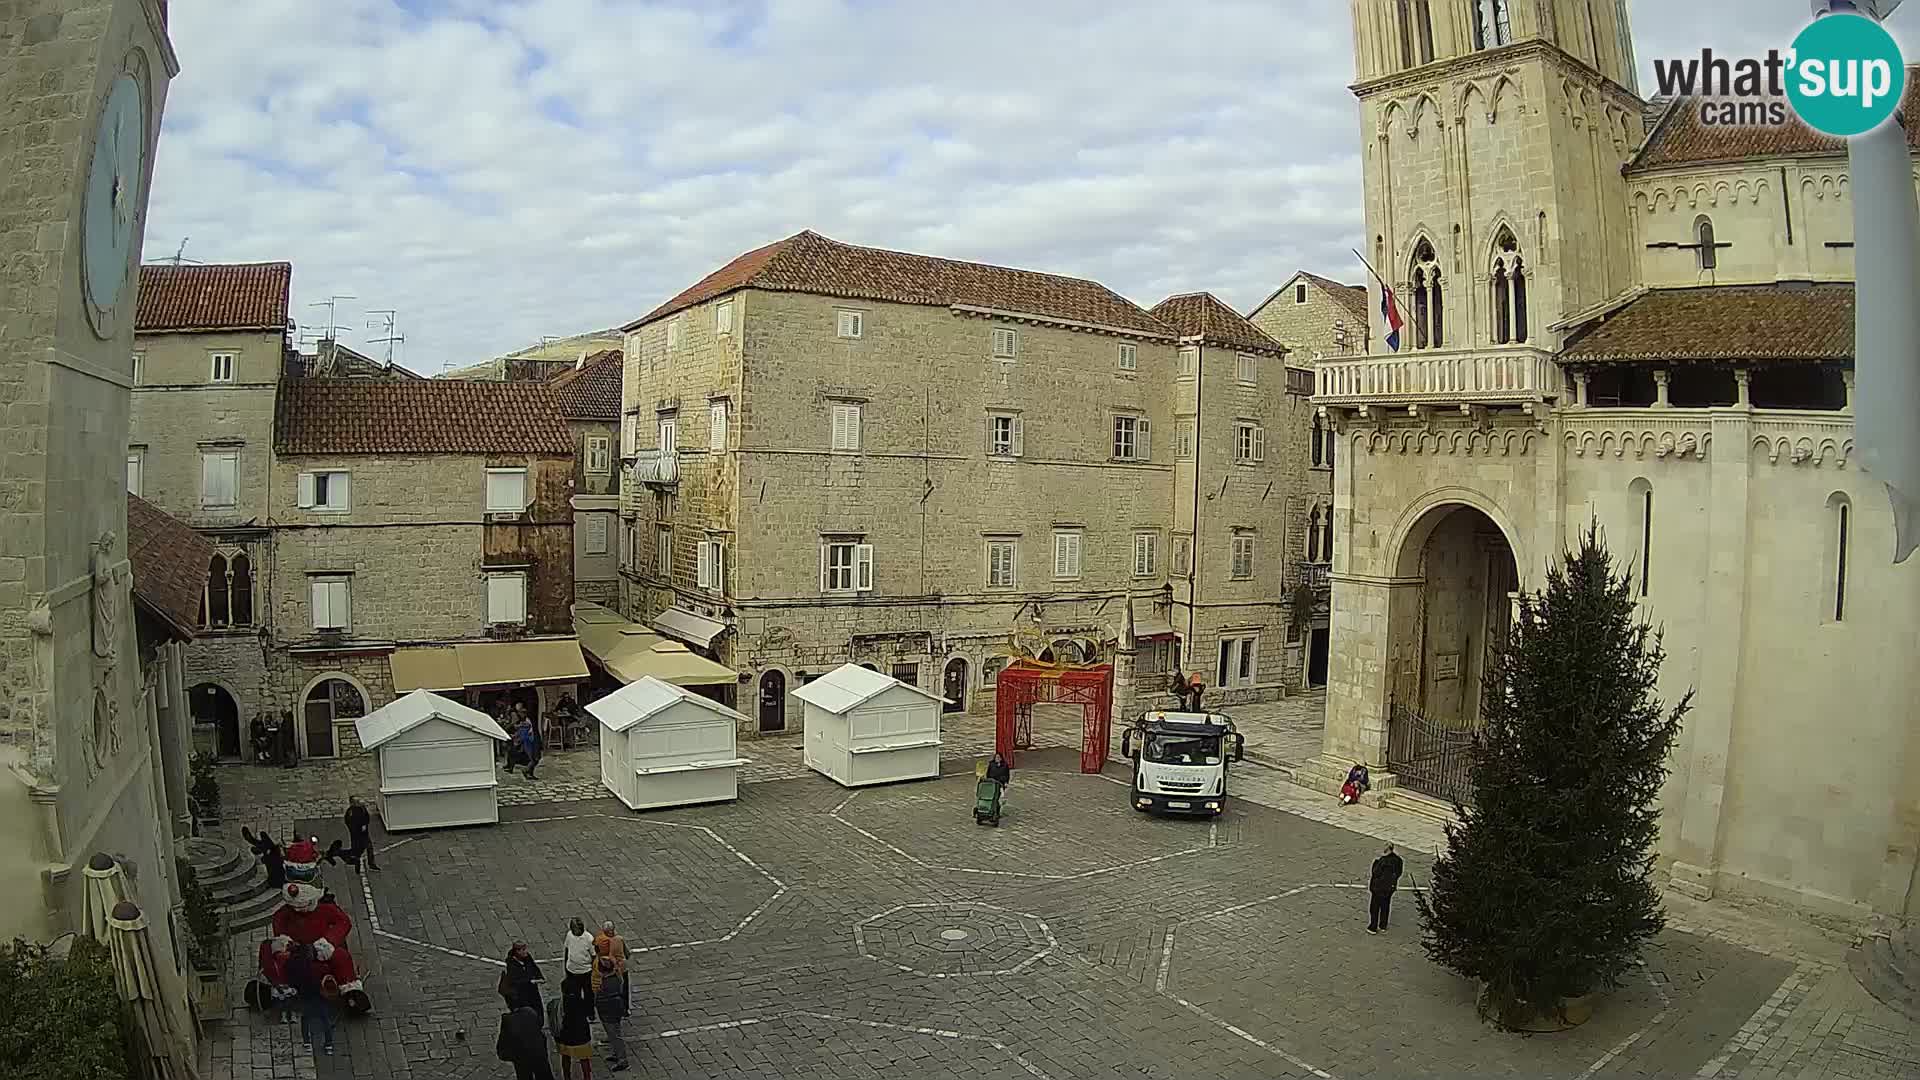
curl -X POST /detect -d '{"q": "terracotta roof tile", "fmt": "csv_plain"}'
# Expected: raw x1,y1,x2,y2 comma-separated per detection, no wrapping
546,349,623,420
126,493,216,640
630,230,1169,336
1632,71,1920,170
274,379,573,455
1561,284,1854,364
1149,292,1289,355
136,262,292,332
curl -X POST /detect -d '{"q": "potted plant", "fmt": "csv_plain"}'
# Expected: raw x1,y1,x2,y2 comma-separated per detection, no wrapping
175,858,228,1018
187,751,221,831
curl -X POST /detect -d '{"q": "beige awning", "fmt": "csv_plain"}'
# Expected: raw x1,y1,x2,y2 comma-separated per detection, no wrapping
390,640,588,692
651,606,729,648
455,639,589,688
1133,620,1177,640
575,602,737,687
389,646,465,693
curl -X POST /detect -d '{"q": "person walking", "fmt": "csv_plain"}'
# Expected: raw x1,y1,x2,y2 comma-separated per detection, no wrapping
499,942,544,1017
561,918,596,1011
498,1003,555,1080
593,921,630,1011
518,716,544,780
1367,843,1405,934
592,956,629,1072
343,795,380,872
286,942,335,1056
554,989,595,1080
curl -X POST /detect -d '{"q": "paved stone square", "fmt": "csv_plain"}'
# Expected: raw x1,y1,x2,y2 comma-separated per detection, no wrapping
203,748,1808,1080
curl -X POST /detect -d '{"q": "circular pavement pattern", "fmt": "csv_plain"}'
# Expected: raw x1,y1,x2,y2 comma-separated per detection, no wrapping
853,901,1056,978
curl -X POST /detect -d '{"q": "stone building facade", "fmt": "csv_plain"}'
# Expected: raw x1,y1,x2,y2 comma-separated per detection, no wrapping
1312,0,1920,923
547,350,622,605
0,0,192,1032
1148,292,1318,703
616,231,1322,734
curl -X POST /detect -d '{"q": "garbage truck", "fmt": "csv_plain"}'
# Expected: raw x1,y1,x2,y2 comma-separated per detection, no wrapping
1120,711,1245,816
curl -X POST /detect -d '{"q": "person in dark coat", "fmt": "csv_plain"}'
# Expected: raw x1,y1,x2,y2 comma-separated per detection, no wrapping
285,942,335,1055
985,754,1011,787
555,989,595,1080
343,795,379,872
516,717,543,780
592,956,629,1072
498,942,544,1017
498,1004,555,1080
1367,843,1405,934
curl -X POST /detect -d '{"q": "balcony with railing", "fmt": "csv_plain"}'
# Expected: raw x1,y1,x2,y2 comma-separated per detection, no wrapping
1295,561,1331,593
1314,346,1564,409
629,449,679,486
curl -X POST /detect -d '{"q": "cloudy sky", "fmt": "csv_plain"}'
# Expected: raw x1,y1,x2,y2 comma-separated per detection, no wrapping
147,1,1917,374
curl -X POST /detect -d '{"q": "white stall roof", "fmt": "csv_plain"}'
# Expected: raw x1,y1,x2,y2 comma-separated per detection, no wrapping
790,663,949,714
586,675,750,733
354,690,509,750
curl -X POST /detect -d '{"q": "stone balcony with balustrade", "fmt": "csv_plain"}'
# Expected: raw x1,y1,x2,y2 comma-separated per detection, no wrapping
1313,345,1565,415
629,448,679,486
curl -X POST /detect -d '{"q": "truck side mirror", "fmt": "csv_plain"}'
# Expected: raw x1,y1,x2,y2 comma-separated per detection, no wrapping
1234,734,1245,762
1121,730,1133,757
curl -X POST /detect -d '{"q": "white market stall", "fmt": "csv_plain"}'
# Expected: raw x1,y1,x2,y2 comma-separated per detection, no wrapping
587,676,751,810
353,690,509,831
794,663,948,787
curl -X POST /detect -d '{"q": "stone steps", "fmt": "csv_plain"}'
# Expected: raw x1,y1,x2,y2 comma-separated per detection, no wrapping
1379,789,1462,828
184,836,282,935
1849,927,1920,1022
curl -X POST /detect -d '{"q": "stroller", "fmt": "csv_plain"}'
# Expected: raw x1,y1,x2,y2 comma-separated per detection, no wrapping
973,779,1003,827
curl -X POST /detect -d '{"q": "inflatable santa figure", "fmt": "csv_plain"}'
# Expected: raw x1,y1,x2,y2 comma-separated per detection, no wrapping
268,837,372,1015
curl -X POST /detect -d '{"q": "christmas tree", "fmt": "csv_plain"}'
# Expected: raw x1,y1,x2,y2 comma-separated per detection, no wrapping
1416,523,1690,1028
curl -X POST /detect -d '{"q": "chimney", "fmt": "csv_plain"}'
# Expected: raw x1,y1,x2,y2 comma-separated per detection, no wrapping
576,349,588,370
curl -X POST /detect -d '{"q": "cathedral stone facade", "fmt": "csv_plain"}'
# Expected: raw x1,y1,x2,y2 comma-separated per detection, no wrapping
1312,0,1920,923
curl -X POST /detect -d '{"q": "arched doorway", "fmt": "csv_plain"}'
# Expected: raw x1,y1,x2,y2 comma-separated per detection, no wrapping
942,658,967,714
1385,502,1520,804
189,683,240,760
301,676,368,759
758,670,786,733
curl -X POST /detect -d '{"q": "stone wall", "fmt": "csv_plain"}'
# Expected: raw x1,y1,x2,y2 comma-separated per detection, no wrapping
128,329,283,528
1249,279,1367,361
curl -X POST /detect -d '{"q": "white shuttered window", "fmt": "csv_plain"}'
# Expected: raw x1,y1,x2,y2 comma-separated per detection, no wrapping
1052,531,1082,580
310,577,351,631
486,572,526,625
830,403,862,451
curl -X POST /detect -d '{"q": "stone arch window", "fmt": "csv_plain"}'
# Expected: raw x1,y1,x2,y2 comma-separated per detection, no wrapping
1396,0,1434,67
199,549,254,629
1409,238,1444,350
1473,0,1513,49
1311,415,1325,467
1322,503,1335,562
1490,227,1528,344
1307,506,1323,562
1629,478,1653,597
1695,216,1718,271
1826,492,1851,622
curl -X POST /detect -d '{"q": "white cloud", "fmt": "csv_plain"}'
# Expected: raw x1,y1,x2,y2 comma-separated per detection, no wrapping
147,1,1919,371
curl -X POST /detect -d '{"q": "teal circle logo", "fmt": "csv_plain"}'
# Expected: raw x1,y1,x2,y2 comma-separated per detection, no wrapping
1787,14,1906,137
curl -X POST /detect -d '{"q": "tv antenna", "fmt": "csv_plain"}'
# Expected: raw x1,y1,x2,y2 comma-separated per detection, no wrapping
166,237,202,266
309,295,357,341
366,310,405,367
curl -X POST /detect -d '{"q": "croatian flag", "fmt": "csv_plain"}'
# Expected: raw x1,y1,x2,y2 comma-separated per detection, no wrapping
1380,284,1405,352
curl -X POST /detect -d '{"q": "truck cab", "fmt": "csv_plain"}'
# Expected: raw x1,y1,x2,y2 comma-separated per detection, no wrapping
1120,711,1245,816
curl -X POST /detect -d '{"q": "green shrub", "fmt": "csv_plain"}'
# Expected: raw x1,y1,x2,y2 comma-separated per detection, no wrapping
175,859,224,972
0,937,132,1079
187,751,221,824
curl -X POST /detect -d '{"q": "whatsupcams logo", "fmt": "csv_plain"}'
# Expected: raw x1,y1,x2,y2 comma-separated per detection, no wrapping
1651,13,1906,137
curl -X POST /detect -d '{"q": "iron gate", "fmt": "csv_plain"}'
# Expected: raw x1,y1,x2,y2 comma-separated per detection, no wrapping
1387,703,1477,807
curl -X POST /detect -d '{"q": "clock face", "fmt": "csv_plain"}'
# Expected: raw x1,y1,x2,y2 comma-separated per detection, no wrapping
82,71,147,339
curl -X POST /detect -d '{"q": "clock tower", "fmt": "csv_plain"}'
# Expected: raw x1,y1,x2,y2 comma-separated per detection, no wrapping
0,0,180,1009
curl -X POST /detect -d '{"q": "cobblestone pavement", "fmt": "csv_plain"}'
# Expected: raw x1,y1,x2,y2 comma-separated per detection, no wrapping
197,746,1854,1080
1217,689,1326,768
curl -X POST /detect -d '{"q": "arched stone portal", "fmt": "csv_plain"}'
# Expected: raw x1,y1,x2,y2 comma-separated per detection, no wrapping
1311,499,1523,792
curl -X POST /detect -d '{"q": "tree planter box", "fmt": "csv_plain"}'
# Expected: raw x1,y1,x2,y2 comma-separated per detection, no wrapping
1479,985,1599,1031
192,963,228,1020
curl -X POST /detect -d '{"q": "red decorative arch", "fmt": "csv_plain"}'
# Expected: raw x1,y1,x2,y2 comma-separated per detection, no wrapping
993,661,1113,774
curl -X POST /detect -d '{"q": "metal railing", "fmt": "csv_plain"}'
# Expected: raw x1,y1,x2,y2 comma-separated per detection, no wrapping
1386,702,1478,808
1295,561,1331,591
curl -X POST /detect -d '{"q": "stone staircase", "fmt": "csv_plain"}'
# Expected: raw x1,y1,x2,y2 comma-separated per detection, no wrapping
183,836,281,934
1378,788,1463,829
1849,923,1920,1022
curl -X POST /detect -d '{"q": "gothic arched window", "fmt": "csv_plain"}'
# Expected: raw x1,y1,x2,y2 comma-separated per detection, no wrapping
1696,216,1718,271
1473,0,1513,49
1491,228,1528,344
1307,506,1323,562
1410,239,1444,350
200,548,253,629
1311,415,1325,467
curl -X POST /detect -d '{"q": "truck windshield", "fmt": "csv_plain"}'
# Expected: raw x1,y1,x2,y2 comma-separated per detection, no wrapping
1144,733,1221,765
